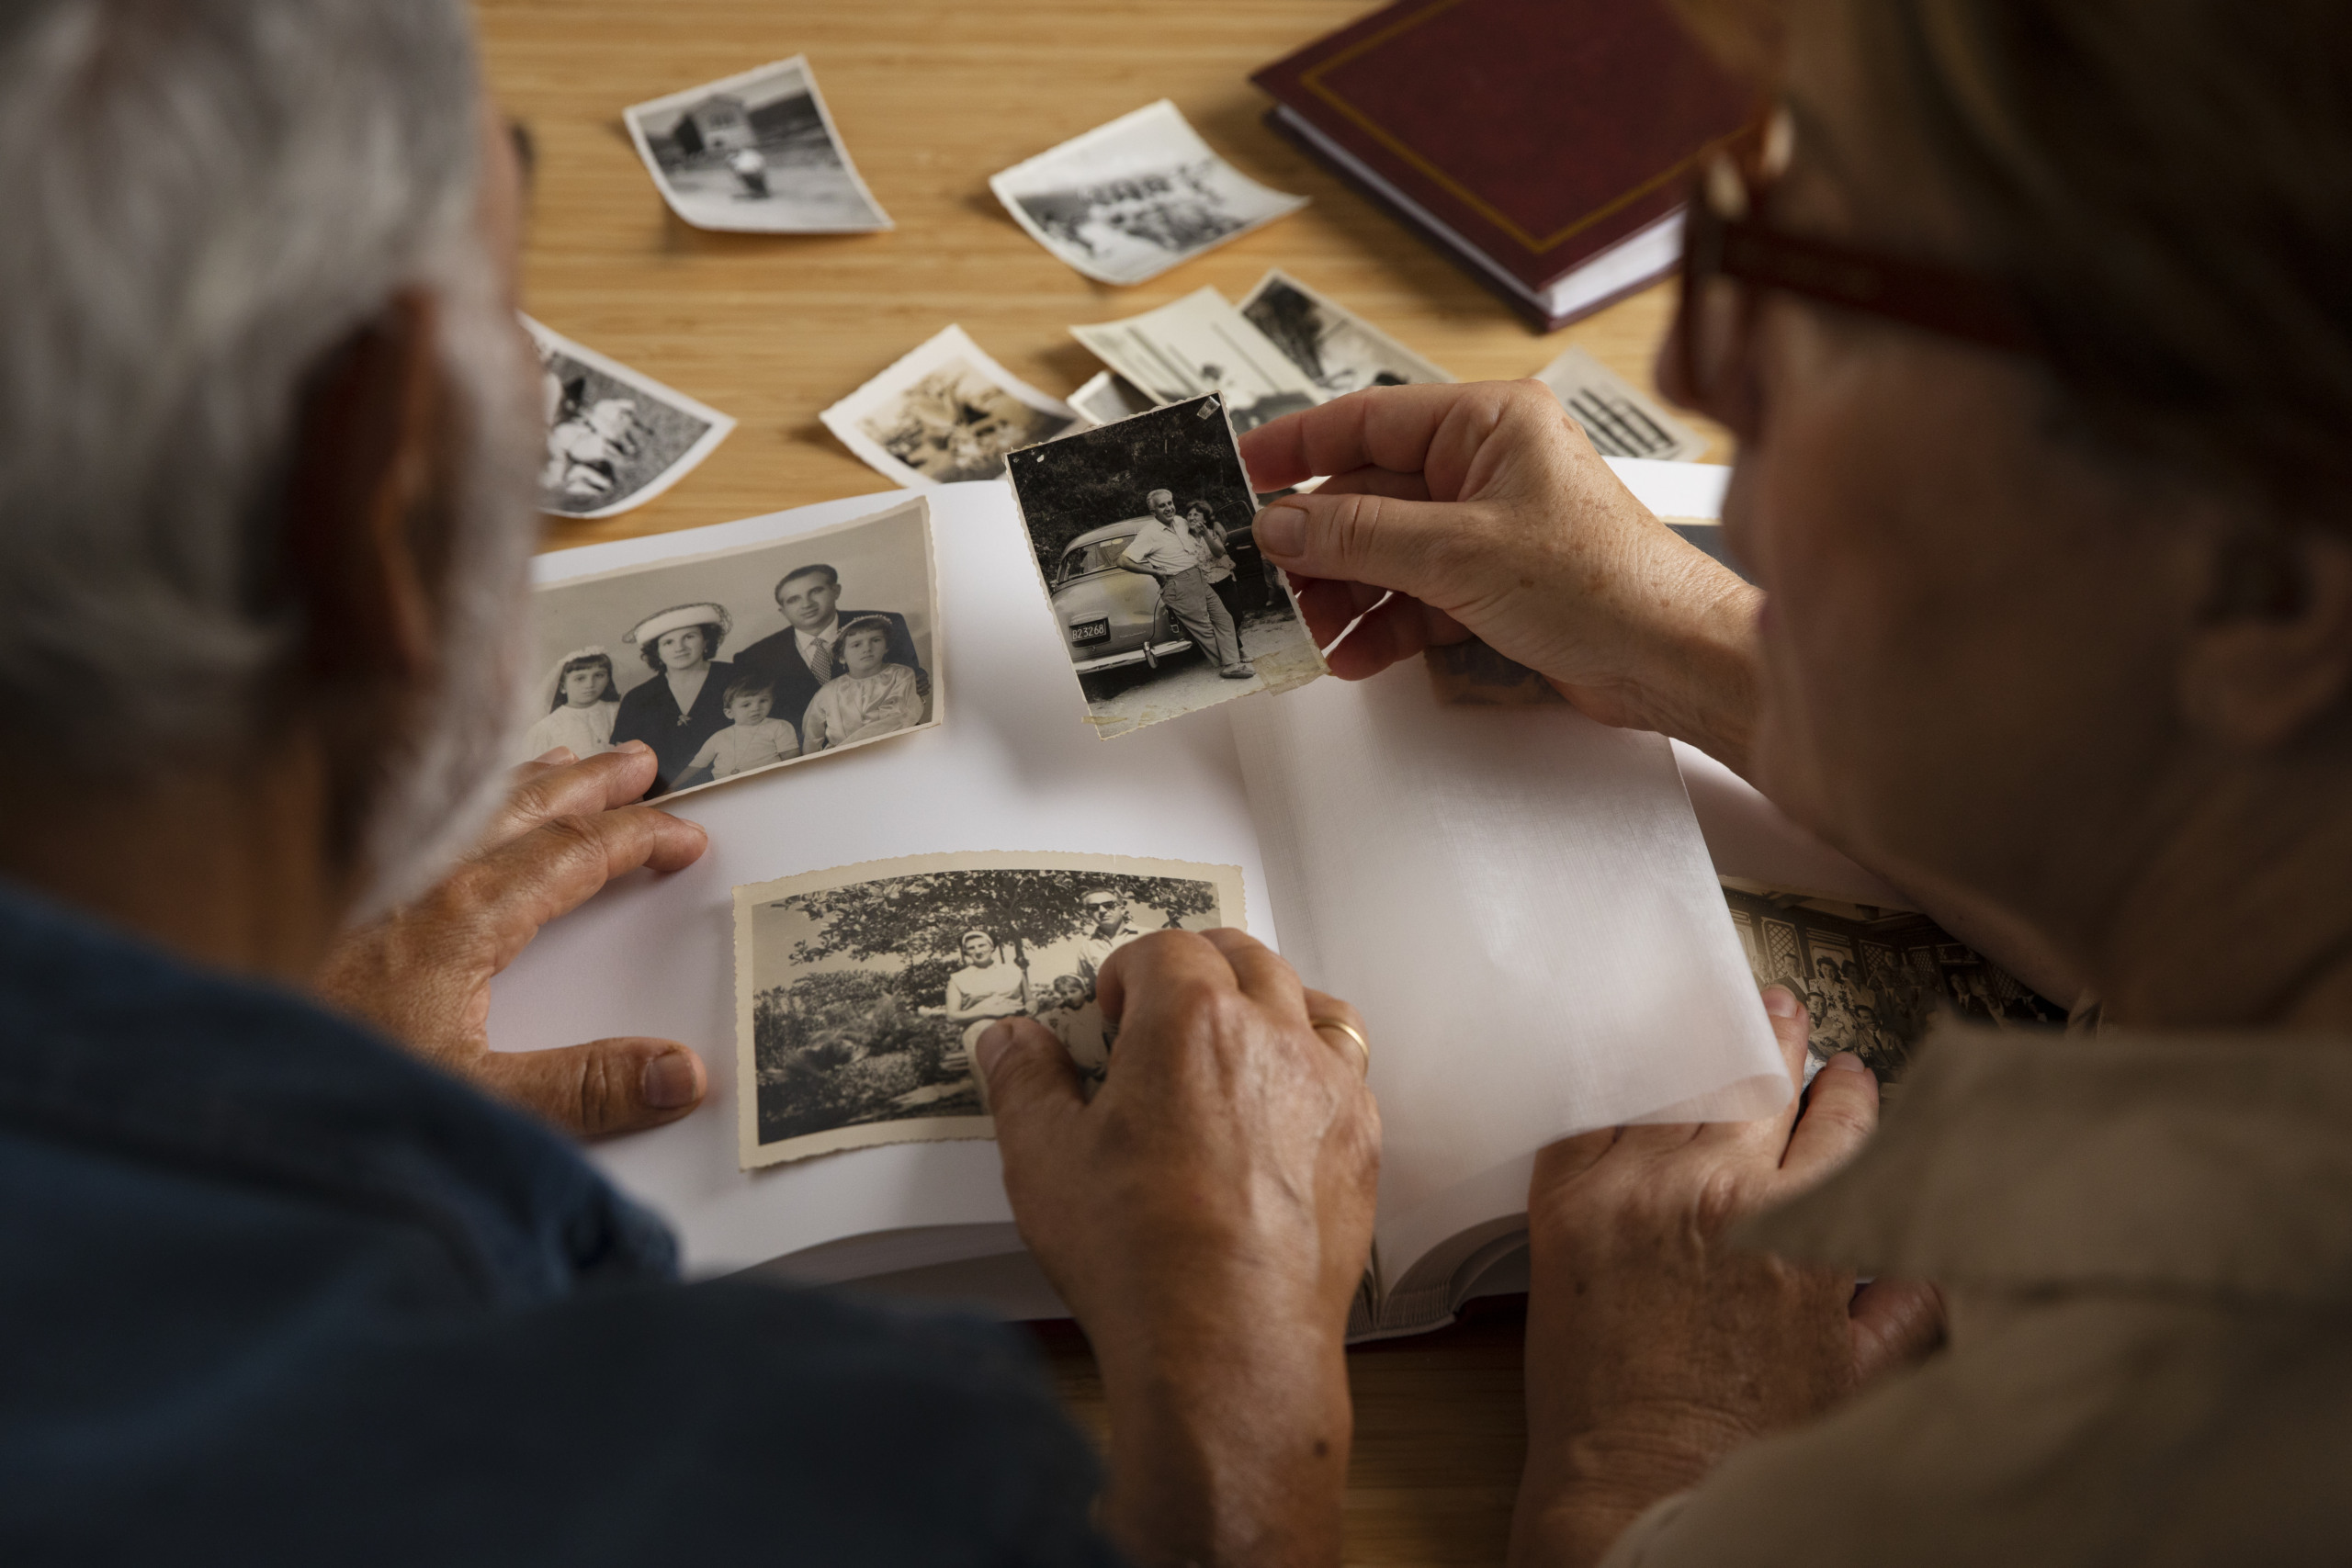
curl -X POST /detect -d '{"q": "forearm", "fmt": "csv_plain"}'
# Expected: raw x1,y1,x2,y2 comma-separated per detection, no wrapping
1590,556,1763,779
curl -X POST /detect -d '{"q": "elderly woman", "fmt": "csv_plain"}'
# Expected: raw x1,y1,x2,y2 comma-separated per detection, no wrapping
1241,0,2352,1561
609,601,737,794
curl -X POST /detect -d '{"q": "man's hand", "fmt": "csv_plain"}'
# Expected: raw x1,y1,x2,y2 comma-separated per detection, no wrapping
315,743,711,1139
978,931,1380,1568
1509,989,1944,1568
1239,382,1762,771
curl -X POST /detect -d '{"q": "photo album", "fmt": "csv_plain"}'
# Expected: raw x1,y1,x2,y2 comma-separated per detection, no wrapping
496,435,1980,1337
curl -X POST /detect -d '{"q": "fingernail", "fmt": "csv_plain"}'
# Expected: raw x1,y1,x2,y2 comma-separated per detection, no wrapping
1255,504,1306,558
1761,986,1802,1020
1826,1052,1871,1075
616,739,650,757
534,746,576,765
973,1020,1014,1081
641,1050,702,1108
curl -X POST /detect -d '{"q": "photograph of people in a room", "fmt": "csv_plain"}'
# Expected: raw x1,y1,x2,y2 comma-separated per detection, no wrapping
525,497,939,796
624,56,891,232
1005,396,1326,739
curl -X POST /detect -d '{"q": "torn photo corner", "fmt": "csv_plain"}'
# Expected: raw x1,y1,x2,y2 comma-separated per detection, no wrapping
1070,288,1325,434
1532,344,1706,463
1003,394,1328,741
1238,269,1456,395
821,324,1076,487
990,99,1307,287
524,494,943,798
524,315,736,521
735,851,1245,1168
623,56,892,233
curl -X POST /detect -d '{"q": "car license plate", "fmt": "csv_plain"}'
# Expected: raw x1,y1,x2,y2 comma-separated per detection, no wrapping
1069,617,1109,645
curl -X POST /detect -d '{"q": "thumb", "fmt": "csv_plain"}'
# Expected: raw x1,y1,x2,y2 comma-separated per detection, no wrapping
1251,486,1476,602
975,1017,1084,1144
473,1037,706,1139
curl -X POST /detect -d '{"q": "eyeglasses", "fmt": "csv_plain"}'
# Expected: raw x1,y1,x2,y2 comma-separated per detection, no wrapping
1673,109,2041,423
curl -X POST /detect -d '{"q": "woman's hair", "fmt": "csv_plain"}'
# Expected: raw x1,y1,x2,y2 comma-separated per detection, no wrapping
638,622,724,672
551,651,613,711
1684,0,2352,518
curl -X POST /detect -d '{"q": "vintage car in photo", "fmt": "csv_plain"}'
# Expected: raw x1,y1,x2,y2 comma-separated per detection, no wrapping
1049,513,1272,678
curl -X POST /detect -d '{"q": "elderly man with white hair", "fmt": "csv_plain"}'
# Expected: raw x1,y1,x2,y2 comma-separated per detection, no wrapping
1118,488,1255,680
0,4,1378,1562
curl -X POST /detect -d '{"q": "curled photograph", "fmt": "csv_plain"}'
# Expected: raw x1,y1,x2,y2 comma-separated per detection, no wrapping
1239,269,1455,396
525,316,735,520
1069,288,1325,434
820,324,1074,487
1006,395,1327,739
525,496,940,796
624,56,891,233
990,99,1306,286
735,852,1244,1168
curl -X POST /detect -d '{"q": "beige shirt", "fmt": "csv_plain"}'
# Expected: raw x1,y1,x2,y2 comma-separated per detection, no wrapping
1603,1022,2352,1567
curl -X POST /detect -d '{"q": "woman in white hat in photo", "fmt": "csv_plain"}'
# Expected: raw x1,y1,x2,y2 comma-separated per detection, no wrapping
609,602,737,795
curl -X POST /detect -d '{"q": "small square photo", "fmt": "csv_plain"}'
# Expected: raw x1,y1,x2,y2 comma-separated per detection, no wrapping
625,57,891,233
821,325,1074,487
526,317,734,520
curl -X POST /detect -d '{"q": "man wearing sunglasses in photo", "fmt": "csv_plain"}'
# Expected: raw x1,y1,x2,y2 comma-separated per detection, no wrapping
1245,0,2352,1562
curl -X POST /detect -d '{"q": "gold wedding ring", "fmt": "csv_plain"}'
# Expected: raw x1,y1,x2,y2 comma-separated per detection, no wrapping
1310,1017,1371,1073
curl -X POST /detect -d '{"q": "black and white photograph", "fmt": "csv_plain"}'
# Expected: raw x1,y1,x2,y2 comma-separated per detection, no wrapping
1720,878,2065,1089
990,99,1307,286
735,852,1243,1168
1070,288,1325,434
525,316,736,520
524,496,941,796
1534,344,1704,462
1239,269,1455,395
1006,395,1327,739
1065,369,1155,430
624,56,891,233
820,325,1075,487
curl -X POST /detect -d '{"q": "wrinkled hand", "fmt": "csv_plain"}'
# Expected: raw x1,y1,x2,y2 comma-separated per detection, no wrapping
315,743,711,1138
1509,988,1944,1568
978,930,1380,1568
1239,382,1760,765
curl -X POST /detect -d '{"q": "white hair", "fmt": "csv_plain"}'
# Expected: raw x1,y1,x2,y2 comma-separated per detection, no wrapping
0,1,540,909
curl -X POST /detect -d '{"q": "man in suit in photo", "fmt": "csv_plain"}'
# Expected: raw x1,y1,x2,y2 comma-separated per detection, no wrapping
731,561,931,736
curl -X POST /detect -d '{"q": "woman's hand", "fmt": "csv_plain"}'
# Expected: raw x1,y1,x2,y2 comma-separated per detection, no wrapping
314,743,711,1138
1508,989,1944,1568
1239,381,1762,771
978,930,1380,1568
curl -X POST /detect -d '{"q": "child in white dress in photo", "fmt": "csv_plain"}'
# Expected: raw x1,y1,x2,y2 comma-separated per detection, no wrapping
521,648,619,761
800,616,926,751
673,676,800,789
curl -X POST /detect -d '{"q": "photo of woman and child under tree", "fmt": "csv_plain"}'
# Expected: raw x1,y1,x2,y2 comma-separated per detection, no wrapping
738,858,1237,1167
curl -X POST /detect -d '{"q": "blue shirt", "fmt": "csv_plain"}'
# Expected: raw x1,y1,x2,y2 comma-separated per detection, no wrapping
0,886,1119,1566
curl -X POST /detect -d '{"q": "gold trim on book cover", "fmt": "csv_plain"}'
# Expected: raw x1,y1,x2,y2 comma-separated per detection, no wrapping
1299,0,1733,257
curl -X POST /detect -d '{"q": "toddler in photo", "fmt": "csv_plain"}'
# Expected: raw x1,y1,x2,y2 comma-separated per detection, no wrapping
801,615,926,750
674,675,800,788
521,648,620,761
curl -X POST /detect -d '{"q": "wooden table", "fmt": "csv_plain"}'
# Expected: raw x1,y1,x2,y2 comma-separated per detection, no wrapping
477,3,1712,1557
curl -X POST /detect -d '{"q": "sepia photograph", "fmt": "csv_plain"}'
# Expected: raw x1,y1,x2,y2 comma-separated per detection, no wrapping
1533,345,1705,462
1239,270,1455,395
990,99,1307,286
1070,288,1325,434
525,496,940,796
1065,369,1155,430
525,316,736,520
1006,395,1327,739
1720,878,2066,1088
735,851,1243,1168
820,324,1075,487
624,56,891,233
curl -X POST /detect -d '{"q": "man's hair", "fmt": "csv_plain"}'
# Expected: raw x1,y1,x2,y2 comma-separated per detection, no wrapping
776,564,841,598
638,622,724,672
721,673,772,706
1146,489,1174,506
0,1,495,771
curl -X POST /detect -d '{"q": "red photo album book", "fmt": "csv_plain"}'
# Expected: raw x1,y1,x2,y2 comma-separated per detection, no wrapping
1252,0,1759,331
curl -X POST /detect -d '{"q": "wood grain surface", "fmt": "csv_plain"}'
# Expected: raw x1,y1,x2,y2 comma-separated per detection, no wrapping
474,4,1703,1556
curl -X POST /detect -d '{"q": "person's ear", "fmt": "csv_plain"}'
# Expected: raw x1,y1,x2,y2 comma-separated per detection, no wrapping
280,290,451,694
2178,523,2352,749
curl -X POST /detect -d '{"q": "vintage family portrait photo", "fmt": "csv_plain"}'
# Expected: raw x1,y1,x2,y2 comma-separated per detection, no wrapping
1005,395,1327,739
1534,345,1704,463
524,497,941,797
1239,270,1455,395
820,324,1075,487
624,57,891,233
1070,288,1325,434
1720,878,2065,1087
525,316,735,520
735,852,1243,1168
990,99,1306,286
